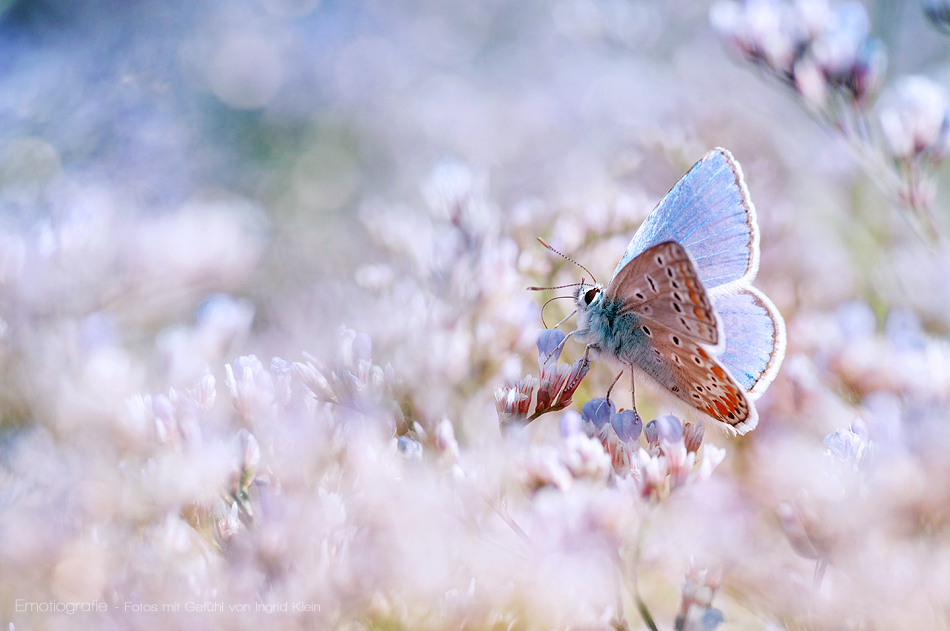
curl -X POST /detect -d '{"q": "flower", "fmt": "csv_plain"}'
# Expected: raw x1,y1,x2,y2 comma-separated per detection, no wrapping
823,418,870,468
709,0,804,77
225,354,277,424
495,329,591,428
433,417,461,468
711,0,885,106
292,326,401,432
634,416,724,500
518,444,576,492
516,420,611,492
495,375,538,429
675,566,724,631
776,501,829,562
580,397,641,473
396,435,424,461
880,76,950,163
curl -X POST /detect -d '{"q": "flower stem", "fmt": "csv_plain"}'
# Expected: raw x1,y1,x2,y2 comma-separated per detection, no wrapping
481,491,531,546
631,511,659,631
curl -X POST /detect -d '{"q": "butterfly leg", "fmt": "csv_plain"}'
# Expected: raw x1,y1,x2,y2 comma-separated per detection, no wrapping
629,367,637,413
605,369,624,401
553,329,577,356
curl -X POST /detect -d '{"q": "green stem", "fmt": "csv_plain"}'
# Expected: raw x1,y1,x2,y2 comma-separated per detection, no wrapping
635,597,658,631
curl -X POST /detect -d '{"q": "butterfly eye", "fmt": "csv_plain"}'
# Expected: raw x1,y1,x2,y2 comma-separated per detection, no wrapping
584,288,599,305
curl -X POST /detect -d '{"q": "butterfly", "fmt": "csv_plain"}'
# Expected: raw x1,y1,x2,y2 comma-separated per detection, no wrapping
571,148,786,435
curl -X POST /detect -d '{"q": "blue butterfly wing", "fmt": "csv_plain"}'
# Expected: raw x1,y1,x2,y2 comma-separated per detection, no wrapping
710,286,786,398
611,148,759,290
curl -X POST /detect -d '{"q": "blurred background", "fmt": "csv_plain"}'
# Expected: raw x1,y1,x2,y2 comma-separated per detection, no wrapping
3,0,950,629
1,0,947,346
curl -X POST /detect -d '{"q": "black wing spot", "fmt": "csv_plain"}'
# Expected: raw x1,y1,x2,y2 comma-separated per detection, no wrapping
645,275,657,292
695,384,704,391
635,291,645,300
671,280,680,289
693,355,702,365
671,335,681,346
656,255,664,265
672,302,683,313
641,325,652,336
727,412,736,420
692,393,701,399
671,385,680,393
666,267,674,278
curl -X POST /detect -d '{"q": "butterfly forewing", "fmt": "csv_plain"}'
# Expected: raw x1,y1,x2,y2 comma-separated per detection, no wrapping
606,241,720,347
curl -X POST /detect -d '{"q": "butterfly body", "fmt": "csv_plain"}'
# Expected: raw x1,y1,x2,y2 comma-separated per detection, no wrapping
575,289,648,366
570,148,786,435
576,291,699,405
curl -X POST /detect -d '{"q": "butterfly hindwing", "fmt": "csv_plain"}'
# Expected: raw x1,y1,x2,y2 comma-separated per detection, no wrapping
606,241,720,347
710,285,787,399
626,317,756,434
612,148,759,290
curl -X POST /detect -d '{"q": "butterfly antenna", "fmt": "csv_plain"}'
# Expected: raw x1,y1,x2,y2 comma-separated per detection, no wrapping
527,282,584,291
537,237,597,284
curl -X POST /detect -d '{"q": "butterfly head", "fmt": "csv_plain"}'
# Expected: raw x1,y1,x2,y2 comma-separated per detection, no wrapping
574,281,603,306
573,281,606,333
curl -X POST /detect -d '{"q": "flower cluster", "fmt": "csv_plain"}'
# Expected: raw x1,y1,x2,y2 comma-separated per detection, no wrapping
516,416,612,492
799,301,950,406
879,76,950,210
710,0,885,109
357,160,537,430
632,415,725,501
495,329,590,429
292,326,402,432
711,0,950,236
579,396,641,472
881,77,950,164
